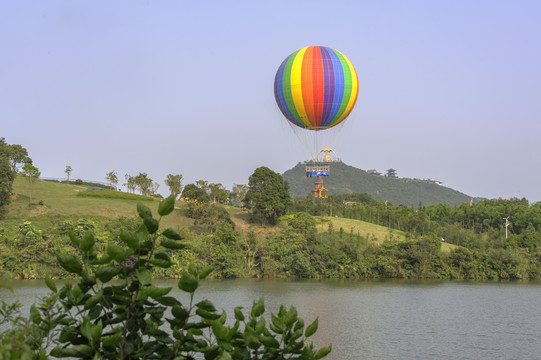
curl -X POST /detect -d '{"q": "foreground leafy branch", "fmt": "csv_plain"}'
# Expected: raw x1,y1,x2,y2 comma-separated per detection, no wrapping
1,195,330,359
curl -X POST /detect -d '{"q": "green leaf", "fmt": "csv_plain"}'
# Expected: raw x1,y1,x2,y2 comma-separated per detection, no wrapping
107,244,127,262
178,272,199,293
234,306,245,321
84,290,103,309
199,265,214,280
68,230,79,247
211,322,229,340
160,240,187,250
155,252,171,262
144,215,159,234
137,202,152,219
102,330,122,347
155,296,180,307
251,297,265,318
137,268,152,285
119,231,139,250
158,195,175,216
196,308,222,320
260,336,280,348
141,285,171,299
95,266,121,282
305,317,318,338
91,320,103,341
172,304,190,321
162,227,183,240
315,345,332,359
80,231,95,254
57,254,83,275
51,345,92,358
148,258,172,268
197,300,216,312
80,317,93,341
284,306,298,327
217,351,232,360
45,276,57,293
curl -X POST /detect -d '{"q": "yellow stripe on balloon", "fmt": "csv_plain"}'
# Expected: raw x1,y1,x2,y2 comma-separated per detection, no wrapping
335,51,359,124
290,47,310,128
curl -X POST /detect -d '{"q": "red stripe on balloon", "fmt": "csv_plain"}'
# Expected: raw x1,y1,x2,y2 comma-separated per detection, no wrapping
301,47,315,126
312,46,324,128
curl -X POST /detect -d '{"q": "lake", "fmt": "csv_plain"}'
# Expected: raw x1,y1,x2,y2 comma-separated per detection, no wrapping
2,279,540,359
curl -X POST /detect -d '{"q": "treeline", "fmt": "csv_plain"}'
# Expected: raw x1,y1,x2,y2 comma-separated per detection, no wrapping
2,209,539,281
291,194,541,252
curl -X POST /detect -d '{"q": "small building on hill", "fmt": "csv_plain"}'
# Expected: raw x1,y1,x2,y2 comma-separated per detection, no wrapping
386,168,397,177
367,169,381,176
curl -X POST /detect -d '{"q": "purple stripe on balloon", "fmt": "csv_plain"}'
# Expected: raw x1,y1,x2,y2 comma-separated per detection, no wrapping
328,49,344,123
320,47,335,127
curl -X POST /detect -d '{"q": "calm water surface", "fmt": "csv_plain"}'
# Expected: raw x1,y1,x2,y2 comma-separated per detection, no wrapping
2,279,540,360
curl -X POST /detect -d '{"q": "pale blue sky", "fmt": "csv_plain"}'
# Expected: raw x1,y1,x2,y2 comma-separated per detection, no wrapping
1,1,540,201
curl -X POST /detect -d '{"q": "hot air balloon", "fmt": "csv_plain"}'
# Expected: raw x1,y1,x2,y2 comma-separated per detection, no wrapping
274,46,359,130
274,46,359,198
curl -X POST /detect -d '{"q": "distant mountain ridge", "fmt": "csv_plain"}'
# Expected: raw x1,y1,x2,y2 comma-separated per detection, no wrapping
283,161,480,207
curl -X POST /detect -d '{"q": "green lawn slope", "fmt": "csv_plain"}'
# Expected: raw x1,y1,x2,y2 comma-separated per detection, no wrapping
7,176,453,251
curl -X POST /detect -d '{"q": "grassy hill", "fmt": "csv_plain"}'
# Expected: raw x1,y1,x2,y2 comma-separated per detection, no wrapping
283,161,481,207
317,216,455,253
6,177,440,248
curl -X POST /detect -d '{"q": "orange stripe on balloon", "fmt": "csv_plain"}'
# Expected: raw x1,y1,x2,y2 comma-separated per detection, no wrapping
301,47,315,127
312,46,324,128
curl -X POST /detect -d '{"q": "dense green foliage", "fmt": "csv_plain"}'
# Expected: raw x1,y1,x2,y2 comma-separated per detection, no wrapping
283,161,481,207
76,190,155,201
0,138,32,218
245,167,292,225
0,157,10,218
1,194,540,281
0,199,330,359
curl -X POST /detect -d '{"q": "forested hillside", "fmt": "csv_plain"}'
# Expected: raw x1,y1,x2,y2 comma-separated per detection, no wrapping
283,161,481,207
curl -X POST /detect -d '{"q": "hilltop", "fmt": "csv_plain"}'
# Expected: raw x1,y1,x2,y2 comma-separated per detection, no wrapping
283,161,481,207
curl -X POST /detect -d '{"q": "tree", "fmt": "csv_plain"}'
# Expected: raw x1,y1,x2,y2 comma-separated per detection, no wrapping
0,138,31,195
195,180,210,201
231,184,248,207
165,174,183,199
245,167,291,225
133,172,153,196
106,170,118,190
0,156,10,218
181,183,209,203
209,183,229,204
21,163,40,204
288,212,317,243
65,165,72,184
124,174,136,193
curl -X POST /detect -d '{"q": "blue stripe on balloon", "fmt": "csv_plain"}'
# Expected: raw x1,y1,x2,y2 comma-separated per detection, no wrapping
328,49,344,123
274,57,295,124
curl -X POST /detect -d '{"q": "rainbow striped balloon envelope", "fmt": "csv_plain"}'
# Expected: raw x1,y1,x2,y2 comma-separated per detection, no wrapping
274,46,358,130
